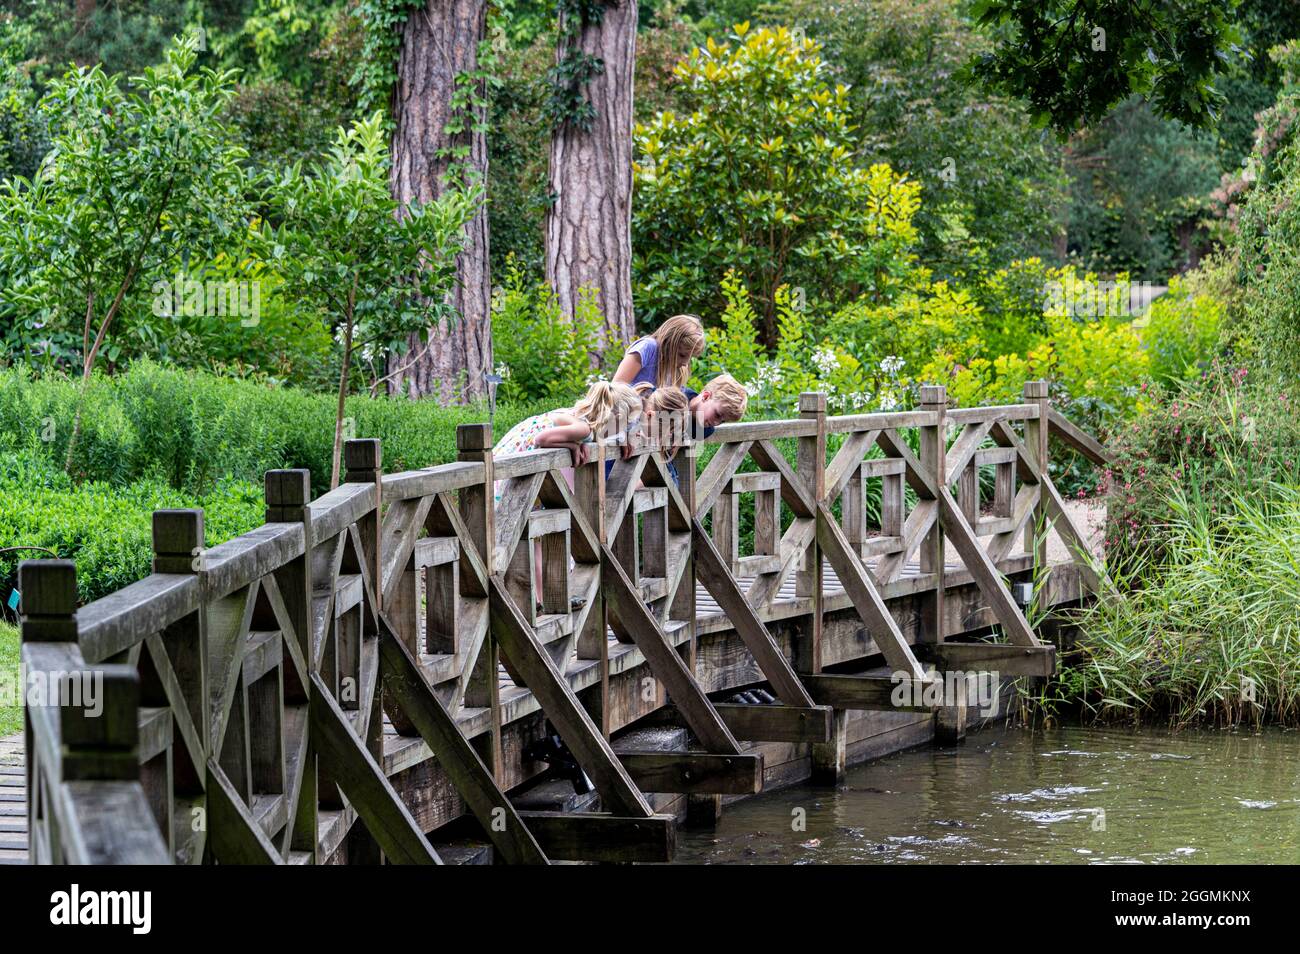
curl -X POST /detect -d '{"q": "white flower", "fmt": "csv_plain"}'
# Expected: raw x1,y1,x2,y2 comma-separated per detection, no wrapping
879,355,905,376
812,346,838,377
878,392,899,411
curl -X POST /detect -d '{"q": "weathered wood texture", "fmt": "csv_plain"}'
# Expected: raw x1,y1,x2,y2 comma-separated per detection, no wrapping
18,386,1105,864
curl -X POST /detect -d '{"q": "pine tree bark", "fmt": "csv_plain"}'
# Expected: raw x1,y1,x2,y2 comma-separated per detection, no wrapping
544,1,638,352
388,0,492,402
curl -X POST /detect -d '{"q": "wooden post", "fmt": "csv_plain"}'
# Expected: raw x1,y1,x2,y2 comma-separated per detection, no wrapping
343,439,383,616
1023,381,1050,572
264,469,316,859
795,392,826,674
150,509,207,828
573,443,610,737
934,671,968,746
17,558,78,644
457,423,503,778
919,385,947,644
810,709,847,785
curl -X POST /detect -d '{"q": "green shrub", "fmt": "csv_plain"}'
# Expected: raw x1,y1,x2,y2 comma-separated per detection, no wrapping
0,621,17,736
1141,275,1223,388
1048,483,1300,727
632,25,921,339
0,362,552,497
0,450,265,605
1104,364,1300,569
490,261,608,404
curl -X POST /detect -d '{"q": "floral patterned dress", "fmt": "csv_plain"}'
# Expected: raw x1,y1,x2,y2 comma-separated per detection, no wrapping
493,412,594,504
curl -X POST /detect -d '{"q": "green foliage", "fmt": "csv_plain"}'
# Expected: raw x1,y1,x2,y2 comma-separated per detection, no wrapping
0,35,251,372
1233,58,1300,375
164,250,337,391
776,0,1068,279
0,29,47,182
490,260,608,403
695,273,890,417
261,111,478,482
0,447,264,606
1141,276,1224,387
970,0,1242,132
1066,98,1220,280
0,0,206,86
546,0,617,130
633,24,921,339
0,361,552,498
1104,364,1300,568
215,0,346,89
353,0,424,119
0,621,17,735
1057,482,1300,727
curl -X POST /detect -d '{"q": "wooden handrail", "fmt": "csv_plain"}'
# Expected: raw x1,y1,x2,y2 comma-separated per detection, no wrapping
1048,407,1114,466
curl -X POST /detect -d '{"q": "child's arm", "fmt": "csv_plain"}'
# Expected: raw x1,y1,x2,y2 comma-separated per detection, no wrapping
535,420,594,467
611,351,642,385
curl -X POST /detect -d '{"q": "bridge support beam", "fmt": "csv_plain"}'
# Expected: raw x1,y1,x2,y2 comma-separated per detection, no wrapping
810,708,848,785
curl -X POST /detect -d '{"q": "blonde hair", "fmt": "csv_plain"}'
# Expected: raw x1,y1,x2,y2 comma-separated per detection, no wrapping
702,374,748,422
572,380,643,440
631,383,691,451
650,314,706,390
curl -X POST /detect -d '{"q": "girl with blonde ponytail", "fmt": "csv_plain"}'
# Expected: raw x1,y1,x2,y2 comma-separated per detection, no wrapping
493,379,643,474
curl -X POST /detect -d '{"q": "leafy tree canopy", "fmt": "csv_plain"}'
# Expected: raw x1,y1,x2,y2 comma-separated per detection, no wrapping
970,0,1243,133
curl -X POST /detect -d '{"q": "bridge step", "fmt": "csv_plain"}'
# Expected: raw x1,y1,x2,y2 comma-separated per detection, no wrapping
517,811,675,864
920,642,1056,677
802,673,939,712
430,840,494,865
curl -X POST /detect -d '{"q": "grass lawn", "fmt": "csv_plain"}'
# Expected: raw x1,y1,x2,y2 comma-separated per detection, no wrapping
0,621,19,736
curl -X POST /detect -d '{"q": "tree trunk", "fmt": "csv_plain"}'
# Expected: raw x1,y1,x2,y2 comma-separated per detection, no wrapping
544,0,638,354
388,0,492,403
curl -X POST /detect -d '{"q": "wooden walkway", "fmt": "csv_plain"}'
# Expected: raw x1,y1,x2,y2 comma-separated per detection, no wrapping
0,734,24,864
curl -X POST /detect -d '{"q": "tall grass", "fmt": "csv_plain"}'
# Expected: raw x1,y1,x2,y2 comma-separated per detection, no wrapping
0,621,19,736
1045,483,1300,727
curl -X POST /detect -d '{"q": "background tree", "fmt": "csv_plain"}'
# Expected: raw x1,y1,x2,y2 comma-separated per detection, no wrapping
544,0,639,350
0,35,250,471
778,0,1068,280
632,25,921,342
969,0,1242,132
382,0,495,402
262,112,477,486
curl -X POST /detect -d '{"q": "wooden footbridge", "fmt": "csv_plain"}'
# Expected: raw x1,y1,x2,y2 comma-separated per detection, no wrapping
14,381,1108,864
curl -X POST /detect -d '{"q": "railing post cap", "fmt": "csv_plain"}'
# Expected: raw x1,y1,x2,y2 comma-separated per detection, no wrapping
1024,380,1049,399
920,384,947,405
457,423,493,452
343,438,382,472
152,508,204,554
17,559,77,616
799,392,827,414
265,468,312,506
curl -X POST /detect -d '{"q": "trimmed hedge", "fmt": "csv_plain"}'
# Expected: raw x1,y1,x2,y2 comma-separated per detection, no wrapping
0,360,552,497
0,450,265,606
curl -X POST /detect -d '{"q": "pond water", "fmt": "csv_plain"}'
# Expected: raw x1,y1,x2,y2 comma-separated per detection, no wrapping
674,724,1300,864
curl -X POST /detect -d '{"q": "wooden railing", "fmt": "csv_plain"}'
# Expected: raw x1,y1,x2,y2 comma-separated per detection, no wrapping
19,381,1106,864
